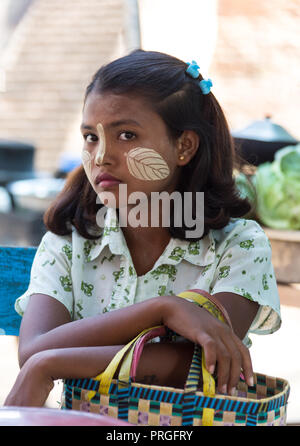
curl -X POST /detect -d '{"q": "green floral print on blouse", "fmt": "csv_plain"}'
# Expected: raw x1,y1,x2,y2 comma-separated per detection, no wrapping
14,207,281,348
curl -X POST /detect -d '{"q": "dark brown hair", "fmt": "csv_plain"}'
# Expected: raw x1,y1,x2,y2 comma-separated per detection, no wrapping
44,50,251,240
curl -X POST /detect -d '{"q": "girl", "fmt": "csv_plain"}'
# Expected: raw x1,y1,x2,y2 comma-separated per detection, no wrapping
5,50,280,408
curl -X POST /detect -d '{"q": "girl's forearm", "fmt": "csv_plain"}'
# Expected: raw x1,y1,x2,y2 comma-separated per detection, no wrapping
41,345,124,380
4,345,124,408
5,342,194,407
19,295,168,366
34,342,194,387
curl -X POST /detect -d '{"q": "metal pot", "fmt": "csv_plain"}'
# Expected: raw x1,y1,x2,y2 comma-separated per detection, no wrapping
232,116,299,166
7,178,65,212
0,139,37,186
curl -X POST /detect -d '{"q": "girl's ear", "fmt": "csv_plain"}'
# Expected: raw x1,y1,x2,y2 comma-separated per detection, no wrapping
176,130,200,166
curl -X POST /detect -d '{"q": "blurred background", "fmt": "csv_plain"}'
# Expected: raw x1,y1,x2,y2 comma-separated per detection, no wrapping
0,0,299,246
0,0,299,424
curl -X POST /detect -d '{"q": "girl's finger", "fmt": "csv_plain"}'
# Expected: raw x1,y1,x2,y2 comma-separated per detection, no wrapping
224,339,243,394
200,335,217,376
221,331,253,394
236,336,254,387
214,341,232,394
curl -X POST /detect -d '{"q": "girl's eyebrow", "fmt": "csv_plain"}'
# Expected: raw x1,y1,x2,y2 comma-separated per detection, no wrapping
80,119,142,131
80,124,94,131
107,119,142,128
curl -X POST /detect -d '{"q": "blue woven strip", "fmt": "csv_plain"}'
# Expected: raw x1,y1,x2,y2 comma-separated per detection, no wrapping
153,390,160,401
162,391,171,402
182,415,194,426
64,385,73,409
222,398,229,412
239,401,246,413
118,388,130,397
185,345,202,391
215,397,223,411
182,393,196,426
246,402,253,414
276,396,282,410
169,391,176,404
246,414,257,426
117,384,131,421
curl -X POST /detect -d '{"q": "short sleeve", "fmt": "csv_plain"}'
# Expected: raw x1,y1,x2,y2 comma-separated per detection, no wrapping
209,220,281,345
15,231,74,317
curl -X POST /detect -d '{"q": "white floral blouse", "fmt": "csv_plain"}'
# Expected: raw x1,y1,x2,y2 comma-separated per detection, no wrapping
15,207,281,347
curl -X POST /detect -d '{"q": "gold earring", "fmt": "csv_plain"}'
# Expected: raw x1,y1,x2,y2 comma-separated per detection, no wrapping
179,155,185,160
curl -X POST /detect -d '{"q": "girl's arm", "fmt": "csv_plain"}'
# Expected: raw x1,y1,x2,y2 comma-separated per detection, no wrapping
18,293,166,366
5,343,195,407
18,292,257,394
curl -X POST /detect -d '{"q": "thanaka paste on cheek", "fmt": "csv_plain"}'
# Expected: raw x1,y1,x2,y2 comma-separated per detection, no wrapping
82,122,106,187
81,149,92,180
125,147,170,181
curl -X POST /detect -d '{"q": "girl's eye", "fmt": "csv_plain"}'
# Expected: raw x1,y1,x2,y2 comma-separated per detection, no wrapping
119,131,136,141
84,133,98,143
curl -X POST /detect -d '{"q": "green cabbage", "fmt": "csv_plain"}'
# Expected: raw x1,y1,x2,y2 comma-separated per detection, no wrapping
254,144,300,229
234,170,257,218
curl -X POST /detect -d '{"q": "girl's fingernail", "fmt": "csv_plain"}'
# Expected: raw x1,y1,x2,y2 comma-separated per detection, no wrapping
248,376,254,387
221,384,227,394
230,387,236,396
208,365,215,374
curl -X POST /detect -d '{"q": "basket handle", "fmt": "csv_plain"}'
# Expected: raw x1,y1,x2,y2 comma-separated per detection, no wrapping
121,326,166,384
94,325,166,395
176,289,233,329
92,291,230,407
126,289,231,382
119,290,229,386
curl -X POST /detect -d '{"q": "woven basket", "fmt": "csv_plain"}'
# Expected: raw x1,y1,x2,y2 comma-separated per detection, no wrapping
62,327,290,426
61,291,290,426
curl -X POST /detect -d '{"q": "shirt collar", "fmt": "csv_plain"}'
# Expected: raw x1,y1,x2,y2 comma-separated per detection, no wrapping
88,207,128,261
88,206,216,267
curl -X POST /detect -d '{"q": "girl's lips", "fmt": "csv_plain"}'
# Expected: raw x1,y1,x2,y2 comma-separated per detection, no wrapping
95,173,122,189
99,179,122,188
96,172,121,183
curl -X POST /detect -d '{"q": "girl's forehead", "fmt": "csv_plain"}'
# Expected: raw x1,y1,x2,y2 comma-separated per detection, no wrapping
82,91,162,130
84,92,151,117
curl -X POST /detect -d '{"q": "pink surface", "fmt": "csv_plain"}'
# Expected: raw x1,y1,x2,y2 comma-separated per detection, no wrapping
0,406,132,426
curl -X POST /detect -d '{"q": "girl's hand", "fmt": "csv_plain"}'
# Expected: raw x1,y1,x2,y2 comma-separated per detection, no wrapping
161,296,254,395
4,351,54,407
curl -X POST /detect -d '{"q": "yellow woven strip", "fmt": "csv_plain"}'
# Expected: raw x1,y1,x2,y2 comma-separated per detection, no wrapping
86,389,97,401
176,291,225,323
202,349,215,397
177,290,210,306
178,291,217,426
98,332,145,394
202,408,214,426
118,338,137,385
201,349,215,426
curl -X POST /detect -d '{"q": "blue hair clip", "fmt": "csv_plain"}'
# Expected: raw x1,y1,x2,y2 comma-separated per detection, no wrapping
186,60,200,79
199,78,213,95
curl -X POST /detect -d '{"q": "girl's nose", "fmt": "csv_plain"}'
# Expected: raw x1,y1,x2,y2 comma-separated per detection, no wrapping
95,143,114,166
95,148,104,166
95,123,106,166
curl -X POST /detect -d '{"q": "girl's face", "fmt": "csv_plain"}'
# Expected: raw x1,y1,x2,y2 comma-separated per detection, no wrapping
81,92,182,208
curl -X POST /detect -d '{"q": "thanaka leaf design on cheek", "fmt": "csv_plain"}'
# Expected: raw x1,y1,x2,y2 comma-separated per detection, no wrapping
125,147,170,181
